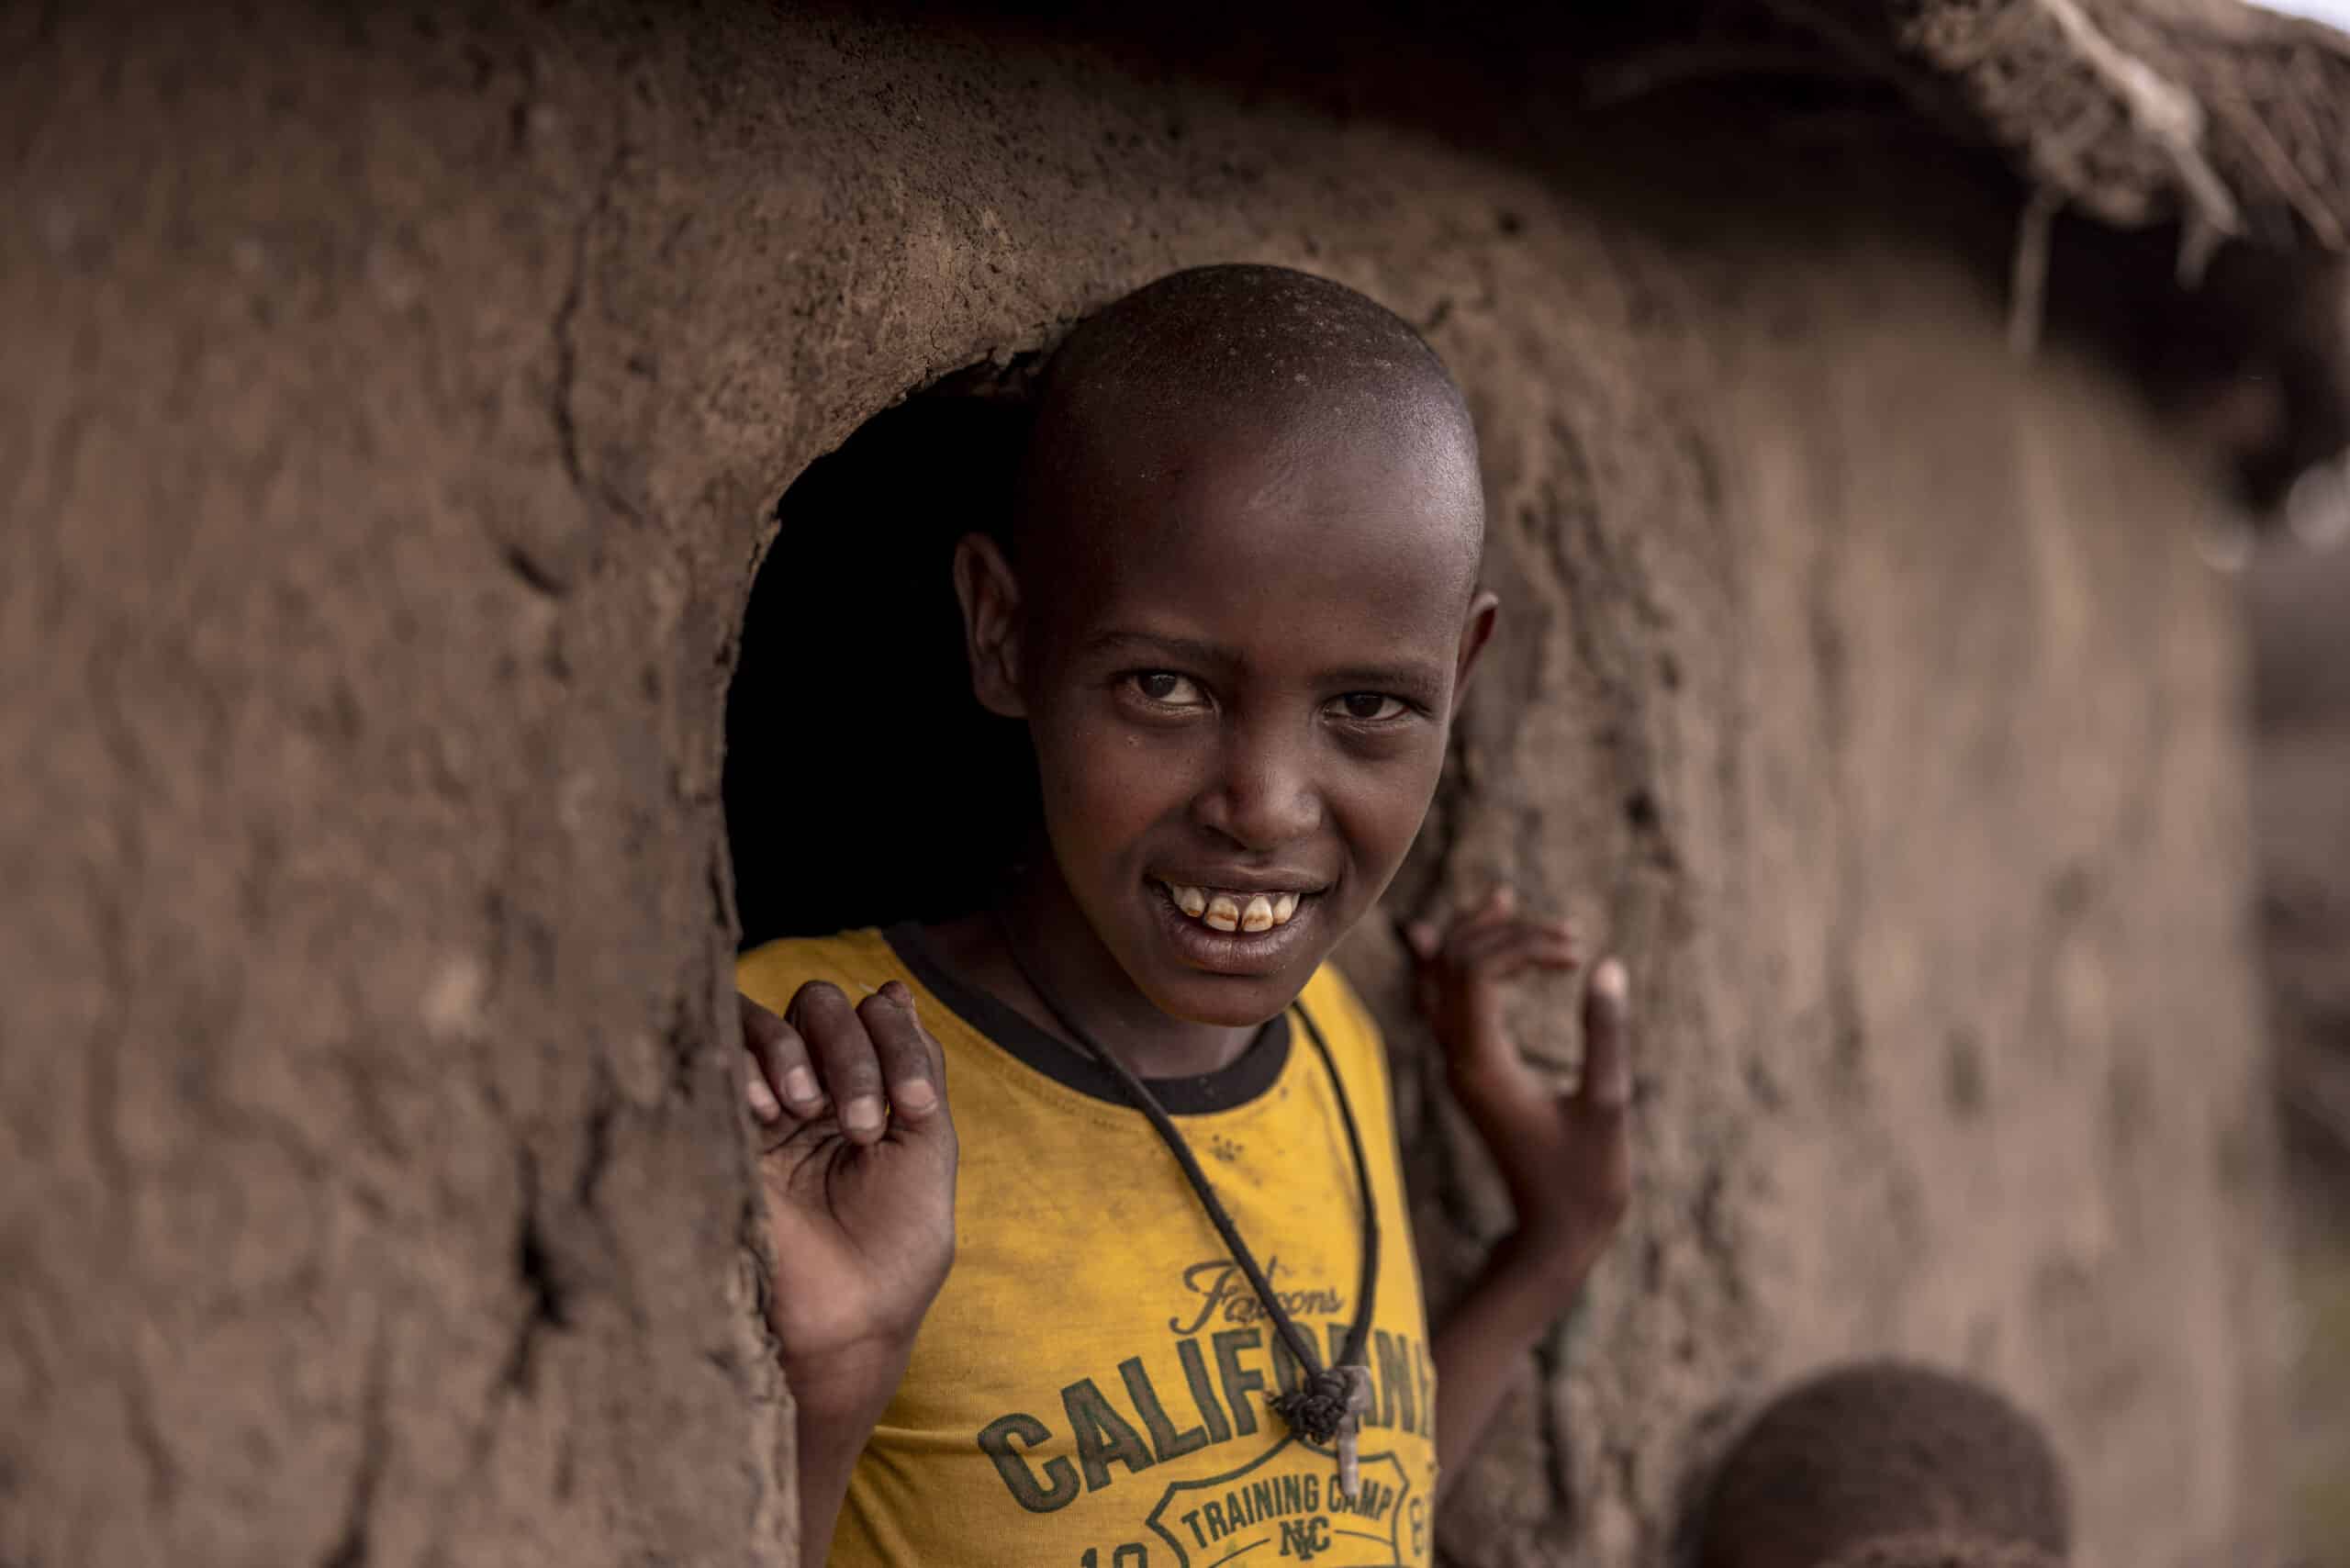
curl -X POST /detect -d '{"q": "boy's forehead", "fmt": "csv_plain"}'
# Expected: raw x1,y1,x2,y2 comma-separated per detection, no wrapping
1014,263,1488,621
1034,414,1481,617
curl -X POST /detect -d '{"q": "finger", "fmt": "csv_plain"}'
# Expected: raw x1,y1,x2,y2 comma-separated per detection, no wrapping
1451,883,1517,938
1438,969,1527,1083
744,1067,782,1123
1448,917,1576,970
1449,912,1572,953
1576,958,1633,1114
859,981,946,1128
740,994,786,1123
740,992,824,1119
789,981,888,1144
1463,925,1579,980
1403,918,1442,963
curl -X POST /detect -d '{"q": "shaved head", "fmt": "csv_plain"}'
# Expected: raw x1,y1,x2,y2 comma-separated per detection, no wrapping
1015,264,1484,582
950,264,1501,1033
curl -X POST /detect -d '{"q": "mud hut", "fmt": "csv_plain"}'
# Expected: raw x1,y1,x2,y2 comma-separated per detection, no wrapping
7,3,2348,1564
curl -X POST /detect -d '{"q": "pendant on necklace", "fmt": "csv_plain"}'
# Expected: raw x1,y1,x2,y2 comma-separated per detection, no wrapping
1334,1362,1374,1501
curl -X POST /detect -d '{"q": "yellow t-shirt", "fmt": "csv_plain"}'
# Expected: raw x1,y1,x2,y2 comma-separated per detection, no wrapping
737,924,1437,1568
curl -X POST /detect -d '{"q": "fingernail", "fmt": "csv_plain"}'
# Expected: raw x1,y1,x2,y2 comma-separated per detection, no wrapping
783,1067,821,1106
747,1078,781,1122
885,980,919,1017
892,1078,937,1114
1594,958,1628,1002
842,1096,884,1135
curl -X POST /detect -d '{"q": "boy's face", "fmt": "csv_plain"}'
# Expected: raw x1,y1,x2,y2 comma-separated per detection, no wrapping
971,413,1494,1028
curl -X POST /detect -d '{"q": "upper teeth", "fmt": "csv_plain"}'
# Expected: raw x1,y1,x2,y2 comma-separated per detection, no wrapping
1167,885,1302,933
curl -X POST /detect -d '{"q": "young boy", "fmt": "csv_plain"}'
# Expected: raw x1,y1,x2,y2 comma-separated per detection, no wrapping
735,264,1633,1567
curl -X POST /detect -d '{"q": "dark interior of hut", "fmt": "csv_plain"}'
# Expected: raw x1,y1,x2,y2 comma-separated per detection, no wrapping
724,372,1044,948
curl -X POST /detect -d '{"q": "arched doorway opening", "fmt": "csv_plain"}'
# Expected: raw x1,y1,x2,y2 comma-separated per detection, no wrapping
723,364,1042,949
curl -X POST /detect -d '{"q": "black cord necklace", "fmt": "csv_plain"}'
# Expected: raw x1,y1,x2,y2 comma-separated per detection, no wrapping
993,914,1381,1463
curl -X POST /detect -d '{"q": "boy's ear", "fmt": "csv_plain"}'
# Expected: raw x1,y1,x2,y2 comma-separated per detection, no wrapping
953,532,1027,718
1450,588,1500,709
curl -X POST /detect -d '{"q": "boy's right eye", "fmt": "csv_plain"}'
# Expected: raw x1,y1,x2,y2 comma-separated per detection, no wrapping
1125,671,1209,709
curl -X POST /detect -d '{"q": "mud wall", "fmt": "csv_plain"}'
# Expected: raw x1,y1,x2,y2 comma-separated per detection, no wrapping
2246,540,2350,1557
0,3,2281,1565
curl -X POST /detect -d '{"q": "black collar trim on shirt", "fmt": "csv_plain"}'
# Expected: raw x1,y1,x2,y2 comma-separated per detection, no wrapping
880,920,1293,1114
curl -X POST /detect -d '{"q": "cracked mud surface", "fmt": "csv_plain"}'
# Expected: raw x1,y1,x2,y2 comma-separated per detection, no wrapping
0,4,2284,1564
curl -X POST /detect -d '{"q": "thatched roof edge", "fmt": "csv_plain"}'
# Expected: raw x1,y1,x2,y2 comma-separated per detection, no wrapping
1862,0,2350,260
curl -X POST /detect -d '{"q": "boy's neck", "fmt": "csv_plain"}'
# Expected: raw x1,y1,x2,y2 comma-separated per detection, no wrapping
928,869,1263,1081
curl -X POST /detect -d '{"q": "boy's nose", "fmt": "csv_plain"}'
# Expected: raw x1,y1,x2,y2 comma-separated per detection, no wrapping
1193,735,1323,851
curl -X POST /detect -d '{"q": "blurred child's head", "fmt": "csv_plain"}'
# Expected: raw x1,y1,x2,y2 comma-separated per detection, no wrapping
1697,1361,2070,1568
955,264,1494,1026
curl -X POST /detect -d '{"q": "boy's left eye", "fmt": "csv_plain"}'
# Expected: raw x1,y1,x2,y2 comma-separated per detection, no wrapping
1331,693,1409,722
1127,671,1210,708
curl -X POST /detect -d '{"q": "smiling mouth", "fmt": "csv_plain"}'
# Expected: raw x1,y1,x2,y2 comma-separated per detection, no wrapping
1151,879,1316,935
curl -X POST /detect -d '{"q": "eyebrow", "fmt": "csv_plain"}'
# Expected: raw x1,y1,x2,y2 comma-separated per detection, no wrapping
1080,630,1236,667
1323,664,1449,700
1081,630,1449,700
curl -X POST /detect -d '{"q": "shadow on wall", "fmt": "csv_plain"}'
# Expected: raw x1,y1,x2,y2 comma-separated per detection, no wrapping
724,369,1043,948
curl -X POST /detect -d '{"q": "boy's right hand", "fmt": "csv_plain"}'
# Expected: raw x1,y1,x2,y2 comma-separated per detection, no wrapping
739,980,957,1419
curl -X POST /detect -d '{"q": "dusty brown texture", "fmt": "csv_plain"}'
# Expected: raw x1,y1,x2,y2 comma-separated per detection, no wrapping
1693,1361,2067,1568
1818,1537,2065,1568
0,3,2284,1566
1376,136,2284,1568
2244,540,2350,1562
1769,0,2350,250
1650,0,2350,511
0,6,801,1565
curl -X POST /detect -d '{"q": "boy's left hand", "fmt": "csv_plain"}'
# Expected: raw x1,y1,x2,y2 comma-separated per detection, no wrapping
1405,887,1633,1288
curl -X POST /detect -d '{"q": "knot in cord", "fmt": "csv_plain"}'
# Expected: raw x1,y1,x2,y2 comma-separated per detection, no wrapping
1269,1371,1357,1445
